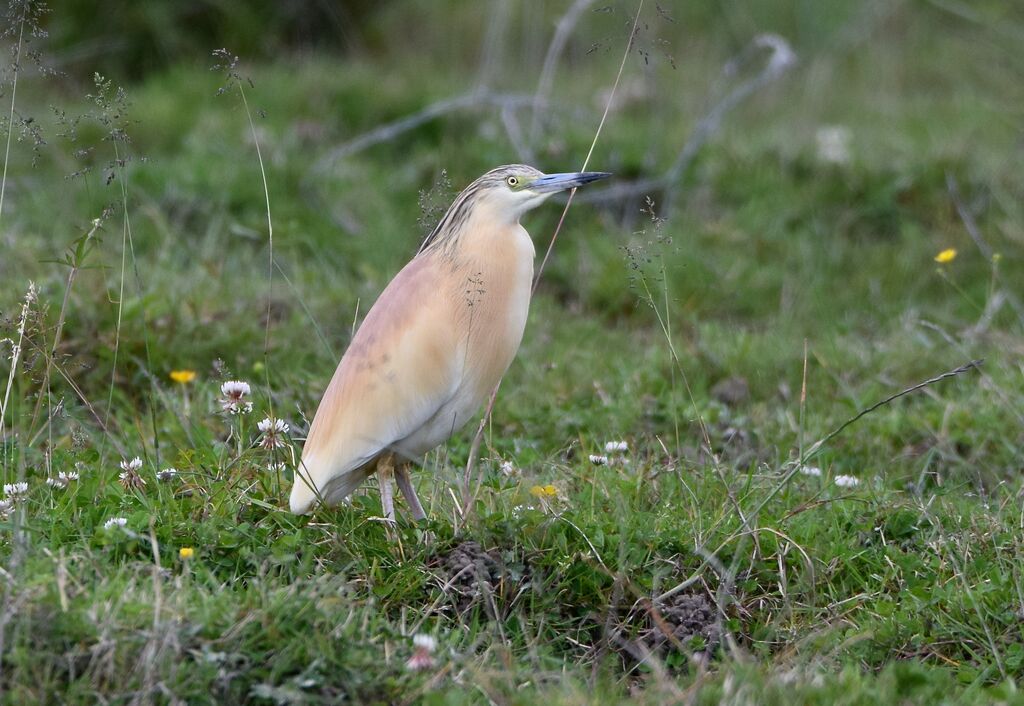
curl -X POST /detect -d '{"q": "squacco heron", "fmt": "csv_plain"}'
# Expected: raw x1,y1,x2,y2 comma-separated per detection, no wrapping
289,165,609,520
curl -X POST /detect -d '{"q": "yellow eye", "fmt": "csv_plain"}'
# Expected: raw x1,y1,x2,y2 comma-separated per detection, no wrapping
506,176,519,187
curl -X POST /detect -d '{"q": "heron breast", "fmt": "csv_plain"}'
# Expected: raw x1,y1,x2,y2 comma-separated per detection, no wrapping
461,228,534,386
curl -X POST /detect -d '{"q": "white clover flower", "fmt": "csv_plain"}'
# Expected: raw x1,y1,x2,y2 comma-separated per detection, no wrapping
221,380,250,397
219,380,253,414
3,481,28,497
834,474,860,488
406,634,437,671
257,417,289,434
118,459,147,492
119,471,147,491
604,440,629,453
47,471,80,489
816,125,852,165
103,517,128,531
157,467,178,482
120,457,143,472
0,499,12,518
800,466,822,478
499,460,519,477
589,454,609,466
257,417,290,450
413,634,436,651
268,461,288,473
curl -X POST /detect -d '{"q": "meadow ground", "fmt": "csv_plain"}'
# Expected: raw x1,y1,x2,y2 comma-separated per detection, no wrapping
1,1,1023,703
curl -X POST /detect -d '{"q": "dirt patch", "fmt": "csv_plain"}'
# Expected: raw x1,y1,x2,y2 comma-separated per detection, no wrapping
430,540,528,615
642,591,722,657
711,376,749,407
677,413,774,468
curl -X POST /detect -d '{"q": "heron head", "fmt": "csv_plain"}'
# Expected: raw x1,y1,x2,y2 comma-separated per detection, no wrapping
474,164,610,219
419,165,611,255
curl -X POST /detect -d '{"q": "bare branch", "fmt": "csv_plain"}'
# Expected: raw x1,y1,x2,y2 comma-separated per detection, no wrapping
946,172,1024,327
312,90,537,175
476,0,511,91
946,173,993,260
575,33,797,211
529,0,599,143
500,103,535,163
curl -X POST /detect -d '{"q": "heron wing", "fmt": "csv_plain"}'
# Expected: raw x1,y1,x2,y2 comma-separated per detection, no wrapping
290,255,462,513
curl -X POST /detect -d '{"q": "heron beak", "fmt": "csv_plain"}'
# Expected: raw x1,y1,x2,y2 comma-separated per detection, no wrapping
529,171,611,193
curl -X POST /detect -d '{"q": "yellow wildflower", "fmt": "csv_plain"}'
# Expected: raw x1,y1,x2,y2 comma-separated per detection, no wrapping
169,370,197,384
529,484,558,498
934,248,957,264
179,547,195,560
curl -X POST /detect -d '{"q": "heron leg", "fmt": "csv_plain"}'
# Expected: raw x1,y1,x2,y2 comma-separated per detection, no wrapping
377,452,396,522
395,464,426,521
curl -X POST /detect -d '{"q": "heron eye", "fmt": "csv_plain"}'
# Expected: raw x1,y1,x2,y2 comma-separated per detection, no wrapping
506,176,519,187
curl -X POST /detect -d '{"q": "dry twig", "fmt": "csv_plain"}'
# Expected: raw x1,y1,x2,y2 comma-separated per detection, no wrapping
529,0,599,142
312,90,538,176
576,33,797,212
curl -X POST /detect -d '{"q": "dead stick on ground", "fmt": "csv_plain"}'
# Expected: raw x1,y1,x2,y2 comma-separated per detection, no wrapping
754,358,985,519
655,358,984,605
803,359,984,461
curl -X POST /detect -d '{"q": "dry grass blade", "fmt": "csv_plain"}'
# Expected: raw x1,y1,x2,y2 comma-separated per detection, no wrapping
0,0,29,229
459,0,645,525
0,283,36,444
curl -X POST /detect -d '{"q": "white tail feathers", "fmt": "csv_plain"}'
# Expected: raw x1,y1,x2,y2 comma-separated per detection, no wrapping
289,453,375,514
289,468,320,514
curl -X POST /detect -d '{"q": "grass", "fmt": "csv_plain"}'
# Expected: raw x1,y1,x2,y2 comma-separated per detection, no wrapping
1,0,1023,703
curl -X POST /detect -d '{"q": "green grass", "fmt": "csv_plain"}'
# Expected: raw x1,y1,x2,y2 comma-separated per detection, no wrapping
1,1,1023,703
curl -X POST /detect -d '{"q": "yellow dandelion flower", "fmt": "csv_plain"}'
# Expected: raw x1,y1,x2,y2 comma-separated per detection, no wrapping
934,248,957,264
529,484,558,498
179,547,195,560
170,370,197,384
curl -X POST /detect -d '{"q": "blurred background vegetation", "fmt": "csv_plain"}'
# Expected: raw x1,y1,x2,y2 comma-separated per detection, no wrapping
6,0,1018,430
1,0,1023,701
1,0,1021,510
